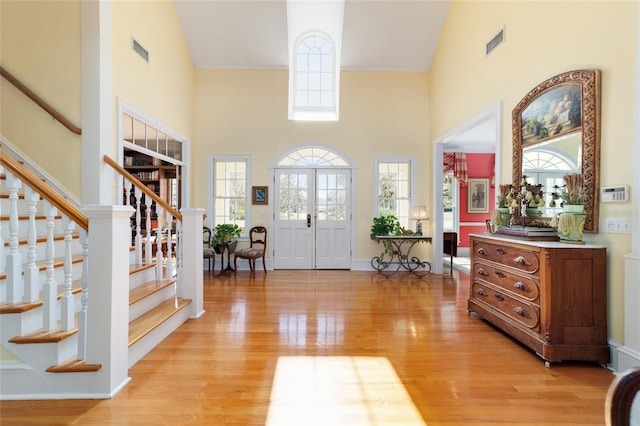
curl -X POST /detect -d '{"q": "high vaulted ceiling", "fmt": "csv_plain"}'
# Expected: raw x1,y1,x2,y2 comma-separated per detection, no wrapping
174,0,451,72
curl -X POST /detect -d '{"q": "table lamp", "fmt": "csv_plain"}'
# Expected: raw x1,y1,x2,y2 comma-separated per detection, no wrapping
411,205,429,235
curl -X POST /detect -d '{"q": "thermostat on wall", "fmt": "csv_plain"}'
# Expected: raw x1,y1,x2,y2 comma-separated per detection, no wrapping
601,185,629,202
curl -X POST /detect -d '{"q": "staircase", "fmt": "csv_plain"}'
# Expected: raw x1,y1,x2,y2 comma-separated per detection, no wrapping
0,144,204,400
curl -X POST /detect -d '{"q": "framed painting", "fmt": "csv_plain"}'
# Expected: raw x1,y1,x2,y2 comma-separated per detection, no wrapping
468,178,489,213
520,83,582,147
252,186,268,205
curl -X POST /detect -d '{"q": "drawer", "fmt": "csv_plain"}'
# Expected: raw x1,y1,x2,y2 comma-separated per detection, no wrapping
472,240,540,275
472,262,540,303
471,282,540,332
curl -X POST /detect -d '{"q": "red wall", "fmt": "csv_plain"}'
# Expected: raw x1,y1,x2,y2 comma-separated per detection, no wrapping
458,153,495,248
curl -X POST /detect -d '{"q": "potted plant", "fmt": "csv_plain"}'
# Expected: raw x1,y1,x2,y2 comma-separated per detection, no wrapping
370,214,405,261
556,173,586,243
370,214,402,238
560,173,584,212
492,183,514,228
211,223,242,253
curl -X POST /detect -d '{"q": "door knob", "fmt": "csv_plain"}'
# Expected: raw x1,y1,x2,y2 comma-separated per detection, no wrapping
307,214,311,228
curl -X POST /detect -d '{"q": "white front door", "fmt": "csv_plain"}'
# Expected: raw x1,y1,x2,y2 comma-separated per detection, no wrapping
274,168,351,269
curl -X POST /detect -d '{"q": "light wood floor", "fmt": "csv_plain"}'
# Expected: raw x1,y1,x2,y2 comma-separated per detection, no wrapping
1,269,615,425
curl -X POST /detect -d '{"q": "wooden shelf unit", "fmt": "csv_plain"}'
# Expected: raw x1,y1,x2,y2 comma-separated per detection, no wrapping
123,149,179,237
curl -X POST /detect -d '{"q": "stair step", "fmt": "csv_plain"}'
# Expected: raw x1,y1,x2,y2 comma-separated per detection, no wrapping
0,279,83,314
9,326,77,344
128,297,191,347
129,278,177,305
129,263,156,275
46,357,102,373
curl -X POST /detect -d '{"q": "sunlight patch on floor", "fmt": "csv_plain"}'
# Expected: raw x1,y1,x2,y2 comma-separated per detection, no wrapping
266,356,427,426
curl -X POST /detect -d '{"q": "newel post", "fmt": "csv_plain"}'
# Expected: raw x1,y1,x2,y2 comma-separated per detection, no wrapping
179,208,205,318
83,205,134,397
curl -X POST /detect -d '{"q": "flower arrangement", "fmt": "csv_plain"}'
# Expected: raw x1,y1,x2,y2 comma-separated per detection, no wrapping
499,177,545,211
561,173,584,206
496,184,513,209
549,173,584,208
519,183,545,209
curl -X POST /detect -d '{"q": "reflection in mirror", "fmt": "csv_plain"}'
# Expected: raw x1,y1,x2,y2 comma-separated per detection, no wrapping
513,69,600,232
522,132,581,218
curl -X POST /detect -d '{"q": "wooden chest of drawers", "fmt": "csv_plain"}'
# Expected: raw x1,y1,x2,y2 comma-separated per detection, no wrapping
467,234,610,364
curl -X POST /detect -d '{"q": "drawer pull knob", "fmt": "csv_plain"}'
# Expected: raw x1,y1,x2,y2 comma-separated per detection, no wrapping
514,281,530,291
478,268,489,276
494,294,504,301
496,247,507,255
513,255,532,266
477,247,488,256
477,288,487,297
495,271,506,278
514,306,530,317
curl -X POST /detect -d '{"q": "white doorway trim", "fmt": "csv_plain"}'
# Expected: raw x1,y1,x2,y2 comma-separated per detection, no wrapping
432,102,502,274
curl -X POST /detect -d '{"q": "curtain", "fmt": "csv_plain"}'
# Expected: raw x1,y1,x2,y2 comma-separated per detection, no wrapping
443,152,468,186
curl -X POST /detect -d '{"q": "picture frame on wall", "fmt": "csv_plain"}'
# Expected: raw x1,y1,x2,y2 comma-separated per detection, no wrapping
468,178,489,213
252,186,268,205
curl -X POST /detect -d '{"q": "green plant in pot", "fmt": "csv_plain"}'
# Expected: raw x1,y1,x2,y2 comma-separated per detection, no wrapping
370,214,402,238
560,173,584,212
370,214,403,260
211,223,242,253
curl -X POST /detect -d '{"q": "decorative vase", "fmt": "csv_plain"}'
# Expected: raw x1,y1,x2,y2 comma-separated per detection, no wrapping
526,208,542,217
563,204,585,214
557,212,586,243
492,208,512,228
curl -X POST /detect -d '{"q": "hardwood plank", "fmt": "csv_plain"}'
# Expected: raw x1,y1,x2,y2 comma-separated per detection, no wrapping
0,270,615,425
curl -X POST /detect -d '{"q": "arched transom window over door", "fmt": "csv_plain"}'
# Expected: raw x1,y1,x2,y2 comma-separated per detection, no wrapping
273,146,352,270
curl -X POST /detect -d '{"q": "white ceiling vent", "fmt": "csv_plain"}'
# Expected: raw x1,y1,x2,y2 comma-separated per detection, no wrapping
486,27,505,57
132,38,149,63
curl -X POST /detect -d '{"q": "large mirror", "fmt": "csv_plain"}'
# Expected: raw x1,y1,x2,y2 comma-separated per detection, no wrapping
512,69,601,232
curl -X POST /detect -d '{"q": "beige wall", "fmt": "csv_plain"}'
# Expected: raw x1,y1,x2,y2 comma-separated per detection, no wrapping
0,1,195,200
0,0,82,196
193,69,431,260
112,1,195,146
429,0,638,343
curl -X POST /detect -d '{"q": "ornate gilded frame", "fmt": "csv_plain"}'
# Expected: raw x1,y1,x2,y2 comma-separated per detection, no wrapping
512,69,601,232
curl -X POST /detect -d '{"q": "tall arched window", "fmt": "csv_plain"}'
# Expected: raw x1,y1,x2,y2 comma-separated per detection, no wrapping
290,34,339,121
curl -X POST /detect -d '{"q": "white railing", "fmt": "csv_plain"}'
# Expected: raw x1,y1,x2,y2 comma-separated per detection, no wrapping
104,155,183,284
0,151,89,353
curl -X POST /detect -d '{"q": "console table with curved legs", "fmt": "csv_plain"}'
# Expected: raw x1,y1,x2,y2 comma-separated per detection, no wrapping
371,235,432,278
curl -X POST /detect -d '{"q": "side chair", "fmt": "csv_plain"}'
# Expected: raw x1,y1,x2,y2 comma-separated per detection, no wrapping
203,226,215,273
233,226,267,277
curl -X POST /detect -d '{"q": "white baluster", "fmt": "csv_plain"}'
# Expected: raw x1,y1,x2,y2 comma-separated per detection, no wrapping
175,220,183,296
134,185,142,264
165,210,174,278
77,228,89,359
5,172,23,304
0,165,4,273
155,205,164,280
43,200,58,331
144,197,152,265
23,187,41,303
61,216,75,331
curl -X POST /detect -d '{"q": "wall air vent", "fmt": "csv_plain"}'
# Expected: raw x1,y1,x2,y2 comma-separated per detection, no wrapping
486,27,505,57
132,38,149,63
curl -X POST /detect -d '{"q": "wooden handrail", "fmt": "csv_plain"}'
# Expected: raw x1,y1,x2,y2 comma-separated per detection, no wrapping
103,155,182,222
0,151,88,230
0,66,82,136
